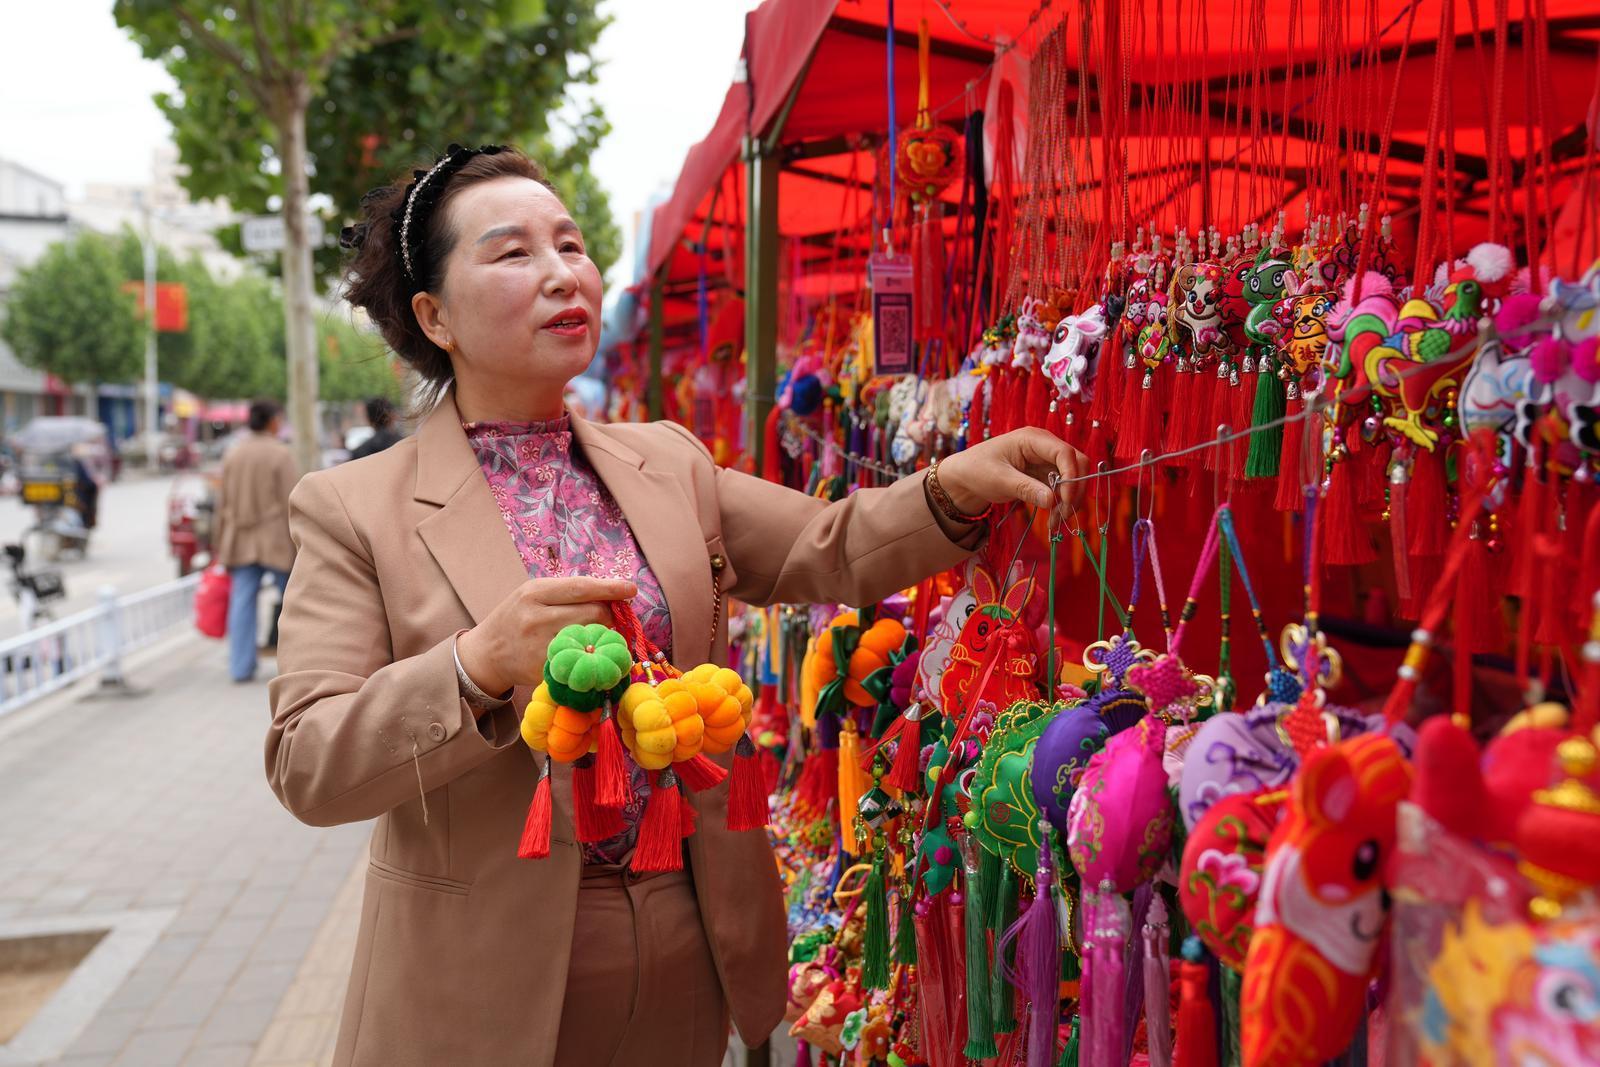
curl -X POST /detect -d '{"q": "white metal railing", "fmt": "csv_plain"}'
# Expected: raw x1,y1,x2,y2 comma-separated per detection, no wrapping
0,573,201,718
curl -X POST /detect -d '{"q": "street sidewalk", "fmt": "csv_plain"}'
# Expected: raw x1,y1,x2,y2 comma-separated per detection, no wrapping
0,633,367,1067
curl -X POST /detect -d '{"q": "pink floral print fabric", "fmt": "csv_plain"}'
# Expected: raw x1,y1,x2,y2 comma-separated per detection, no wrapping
465,415,671,864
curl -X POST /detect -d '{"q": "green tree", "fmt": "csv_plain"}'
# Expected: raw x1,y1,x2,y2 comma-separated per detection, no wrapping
318,312,400,403
186,272,288,399
0,232,143,387
114,0,615,473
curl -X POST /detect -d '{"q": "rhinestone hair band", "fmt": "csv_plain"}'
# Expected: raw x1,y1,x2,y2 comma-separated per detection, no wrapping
398,152,457,282
391,144,508,284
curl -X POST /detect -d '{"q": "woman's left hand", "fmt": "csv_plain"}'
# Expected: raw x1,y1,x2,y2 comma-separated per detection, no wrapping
933,427,1089,525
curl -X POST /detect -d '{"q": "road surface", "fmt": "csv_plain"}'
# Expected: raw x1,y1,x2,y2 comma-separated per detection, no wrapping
0,473,181,638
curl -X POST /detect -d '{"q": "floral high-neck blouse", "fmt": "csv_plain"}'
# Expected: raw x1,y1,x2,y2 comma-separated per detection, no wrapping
465,415,671,865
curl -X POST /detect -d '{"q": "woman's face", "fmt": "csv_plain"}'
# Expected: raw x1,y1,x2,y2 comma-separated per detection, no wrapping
415,176,603,395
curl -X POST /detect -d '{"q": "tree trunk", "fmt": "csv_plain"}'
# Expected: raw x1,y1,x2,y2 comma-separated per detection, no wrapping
277,80,321,475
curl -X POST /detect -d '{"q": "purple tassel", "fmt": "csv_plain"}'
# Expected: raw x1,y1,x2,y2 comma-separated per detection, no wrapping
999,826,1063,1067
1123,882,1154,1065
1144,894,1174,1067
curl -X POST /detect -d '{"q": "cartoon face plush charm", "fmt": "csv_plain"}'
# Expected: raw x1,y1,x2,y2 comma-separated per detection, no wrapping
1240,733,1413,1067
1043,304,1107,399
916,559,984,709
1138,288,1173,384
937,568,1039,721
1278,289,1337,396
1168,262,1232,371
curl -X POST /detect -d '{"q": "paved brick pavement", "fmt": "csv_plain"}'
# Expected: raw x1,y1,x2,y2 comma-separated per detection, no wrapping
0,634,367,1067
0,631,783,1067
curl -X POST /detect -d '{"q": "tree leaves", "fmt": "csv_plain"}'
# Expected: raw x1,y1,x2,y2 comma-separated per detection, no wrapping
0,233,143,386
115,0,618,282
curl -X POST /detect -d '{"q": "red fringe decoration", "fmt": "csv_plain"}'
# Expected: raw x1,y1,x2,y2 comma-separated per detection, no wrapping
595,714,631,809
516,762,553,860
885,721,925,794
1322,455,1376,565
1173,961,1218,1067
1406,450,1450,559
1115,355,1148,457
727,734,770,831
1229,376,1255,477
1457,531,1506,654
796,746,840,819
633,769,685,872
678,789,700,836
762,404,784,483
970,377,988,444
760,748,781,794
676,753,728,793
1023,367,1048,429
571,759,624,843
1275,397,1308,512
1163,367,1194,455
1128,370,1169,465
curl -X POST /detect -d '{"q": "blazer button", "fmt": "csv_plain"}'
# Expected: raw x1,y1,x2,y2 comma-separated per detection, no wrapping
427,722,447,742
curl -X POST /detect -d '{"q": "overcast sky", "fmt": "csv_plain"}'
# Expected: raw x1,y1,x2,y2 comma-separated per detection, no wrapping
0,0,757,285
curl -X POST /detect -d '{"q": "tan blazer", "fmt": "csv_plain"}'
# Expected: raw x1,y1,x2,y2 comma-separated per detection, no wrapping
214,432,298,572
266,393,979,1066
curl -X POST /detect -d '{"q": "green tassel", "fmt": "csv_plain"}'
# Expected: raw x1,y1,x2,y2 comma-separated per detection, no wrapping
1245,356,1287,478
963,849,998,1060
990,861,1019,1034
893,887,918,965
1057,1015,1080,1067
1062,946,1081,982
862,851,891,990
1221,963,1244,1067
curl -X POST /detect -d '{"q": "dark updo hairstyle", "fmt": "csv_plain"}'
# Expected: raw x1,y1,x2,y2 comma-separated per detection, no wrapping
341,144,556,388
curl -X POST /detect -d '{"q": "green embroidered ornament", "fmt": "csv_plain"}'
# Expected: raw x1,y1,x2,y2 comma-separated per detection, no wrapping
970,700,1052,877
545,623,632,694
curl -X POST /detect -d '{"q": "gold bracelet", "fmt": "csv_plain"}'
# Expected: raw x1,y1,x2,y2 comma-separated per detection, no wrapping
926,458,992,524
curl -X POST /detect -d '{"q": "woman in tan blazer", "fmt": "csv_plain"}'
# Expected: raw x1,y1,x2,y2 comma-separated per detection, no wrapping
267,144,1086,1066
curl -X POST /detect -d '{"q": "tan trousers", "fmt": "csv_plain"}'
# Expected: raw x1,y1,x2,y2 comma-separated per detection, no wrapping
554,865,730,1066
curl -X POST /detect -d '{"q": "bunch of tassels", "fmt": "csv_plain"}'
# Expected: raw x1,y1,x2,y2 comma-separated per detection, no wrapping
517,601,770,869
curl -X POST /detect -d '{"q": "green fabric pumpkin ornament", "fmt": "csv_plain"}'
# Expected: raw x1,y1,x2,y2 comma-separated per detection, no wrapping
969,700,1052,879
545,623,633,694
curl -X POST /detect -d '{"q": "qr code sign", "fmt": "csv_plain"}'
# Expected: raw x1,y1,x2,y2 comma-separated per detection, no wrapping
876,299,912,373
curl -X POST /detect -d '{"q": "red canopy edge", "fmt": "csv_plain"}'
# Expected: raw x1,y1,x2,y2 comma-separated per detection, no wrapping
645,0,838,279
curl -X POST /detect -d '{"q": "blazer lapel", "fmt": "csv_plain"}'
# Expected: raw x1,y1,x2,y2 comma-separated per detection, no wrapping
571,416,712,667
414,392,530,625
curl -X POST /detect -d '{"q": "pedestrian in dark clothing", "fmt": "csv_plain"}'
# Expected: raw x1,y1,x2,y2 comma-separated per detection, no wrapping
349,397,402,459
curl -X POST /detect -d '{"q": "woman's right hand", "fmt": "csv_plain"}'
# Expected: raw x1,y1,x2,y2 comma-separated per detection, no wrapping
454,576,638,697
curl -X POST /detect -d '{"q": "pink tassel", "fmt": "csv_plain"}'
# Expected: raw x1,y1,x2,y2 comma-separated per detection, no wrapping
999,837,1063,1067
1082,881,1130,1067
1144,895,1174,1067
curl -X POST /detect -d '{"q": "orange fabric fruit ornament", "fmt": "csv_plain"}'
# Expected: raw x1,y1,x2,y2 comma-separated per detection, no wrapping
520,682,596,762
681,663,755,754
619,680,705,771
1240,733,1412,1067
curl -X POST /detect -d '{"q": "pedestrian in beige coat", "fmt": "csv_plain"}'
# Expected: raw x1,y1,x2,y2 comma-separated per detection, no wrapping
267,144,1088,1066
215,398,297,682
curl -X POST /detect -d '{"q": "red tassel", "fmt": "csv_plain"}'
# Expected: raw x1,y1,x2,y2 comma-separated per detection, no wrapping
676,752,728,792
1275,397,1308,512
1163,367,1195,455
633,769,685,872
797,746,840,817
762,404,783,483
727,734,771,831
759,748,781,794
1322,445,1376,565
678,788,700,836
1173,960,1218,1067
572,758,624,843
1407,450,1450,558
595,712,631,809
1454,530,1505,654
1126,368,1168,463
517,761,553,860
886,726,926,794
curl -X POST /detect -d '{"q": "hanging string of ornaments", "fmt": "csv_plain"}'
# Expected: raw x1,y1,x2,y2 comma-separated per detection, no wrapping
606,0,1600,1064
